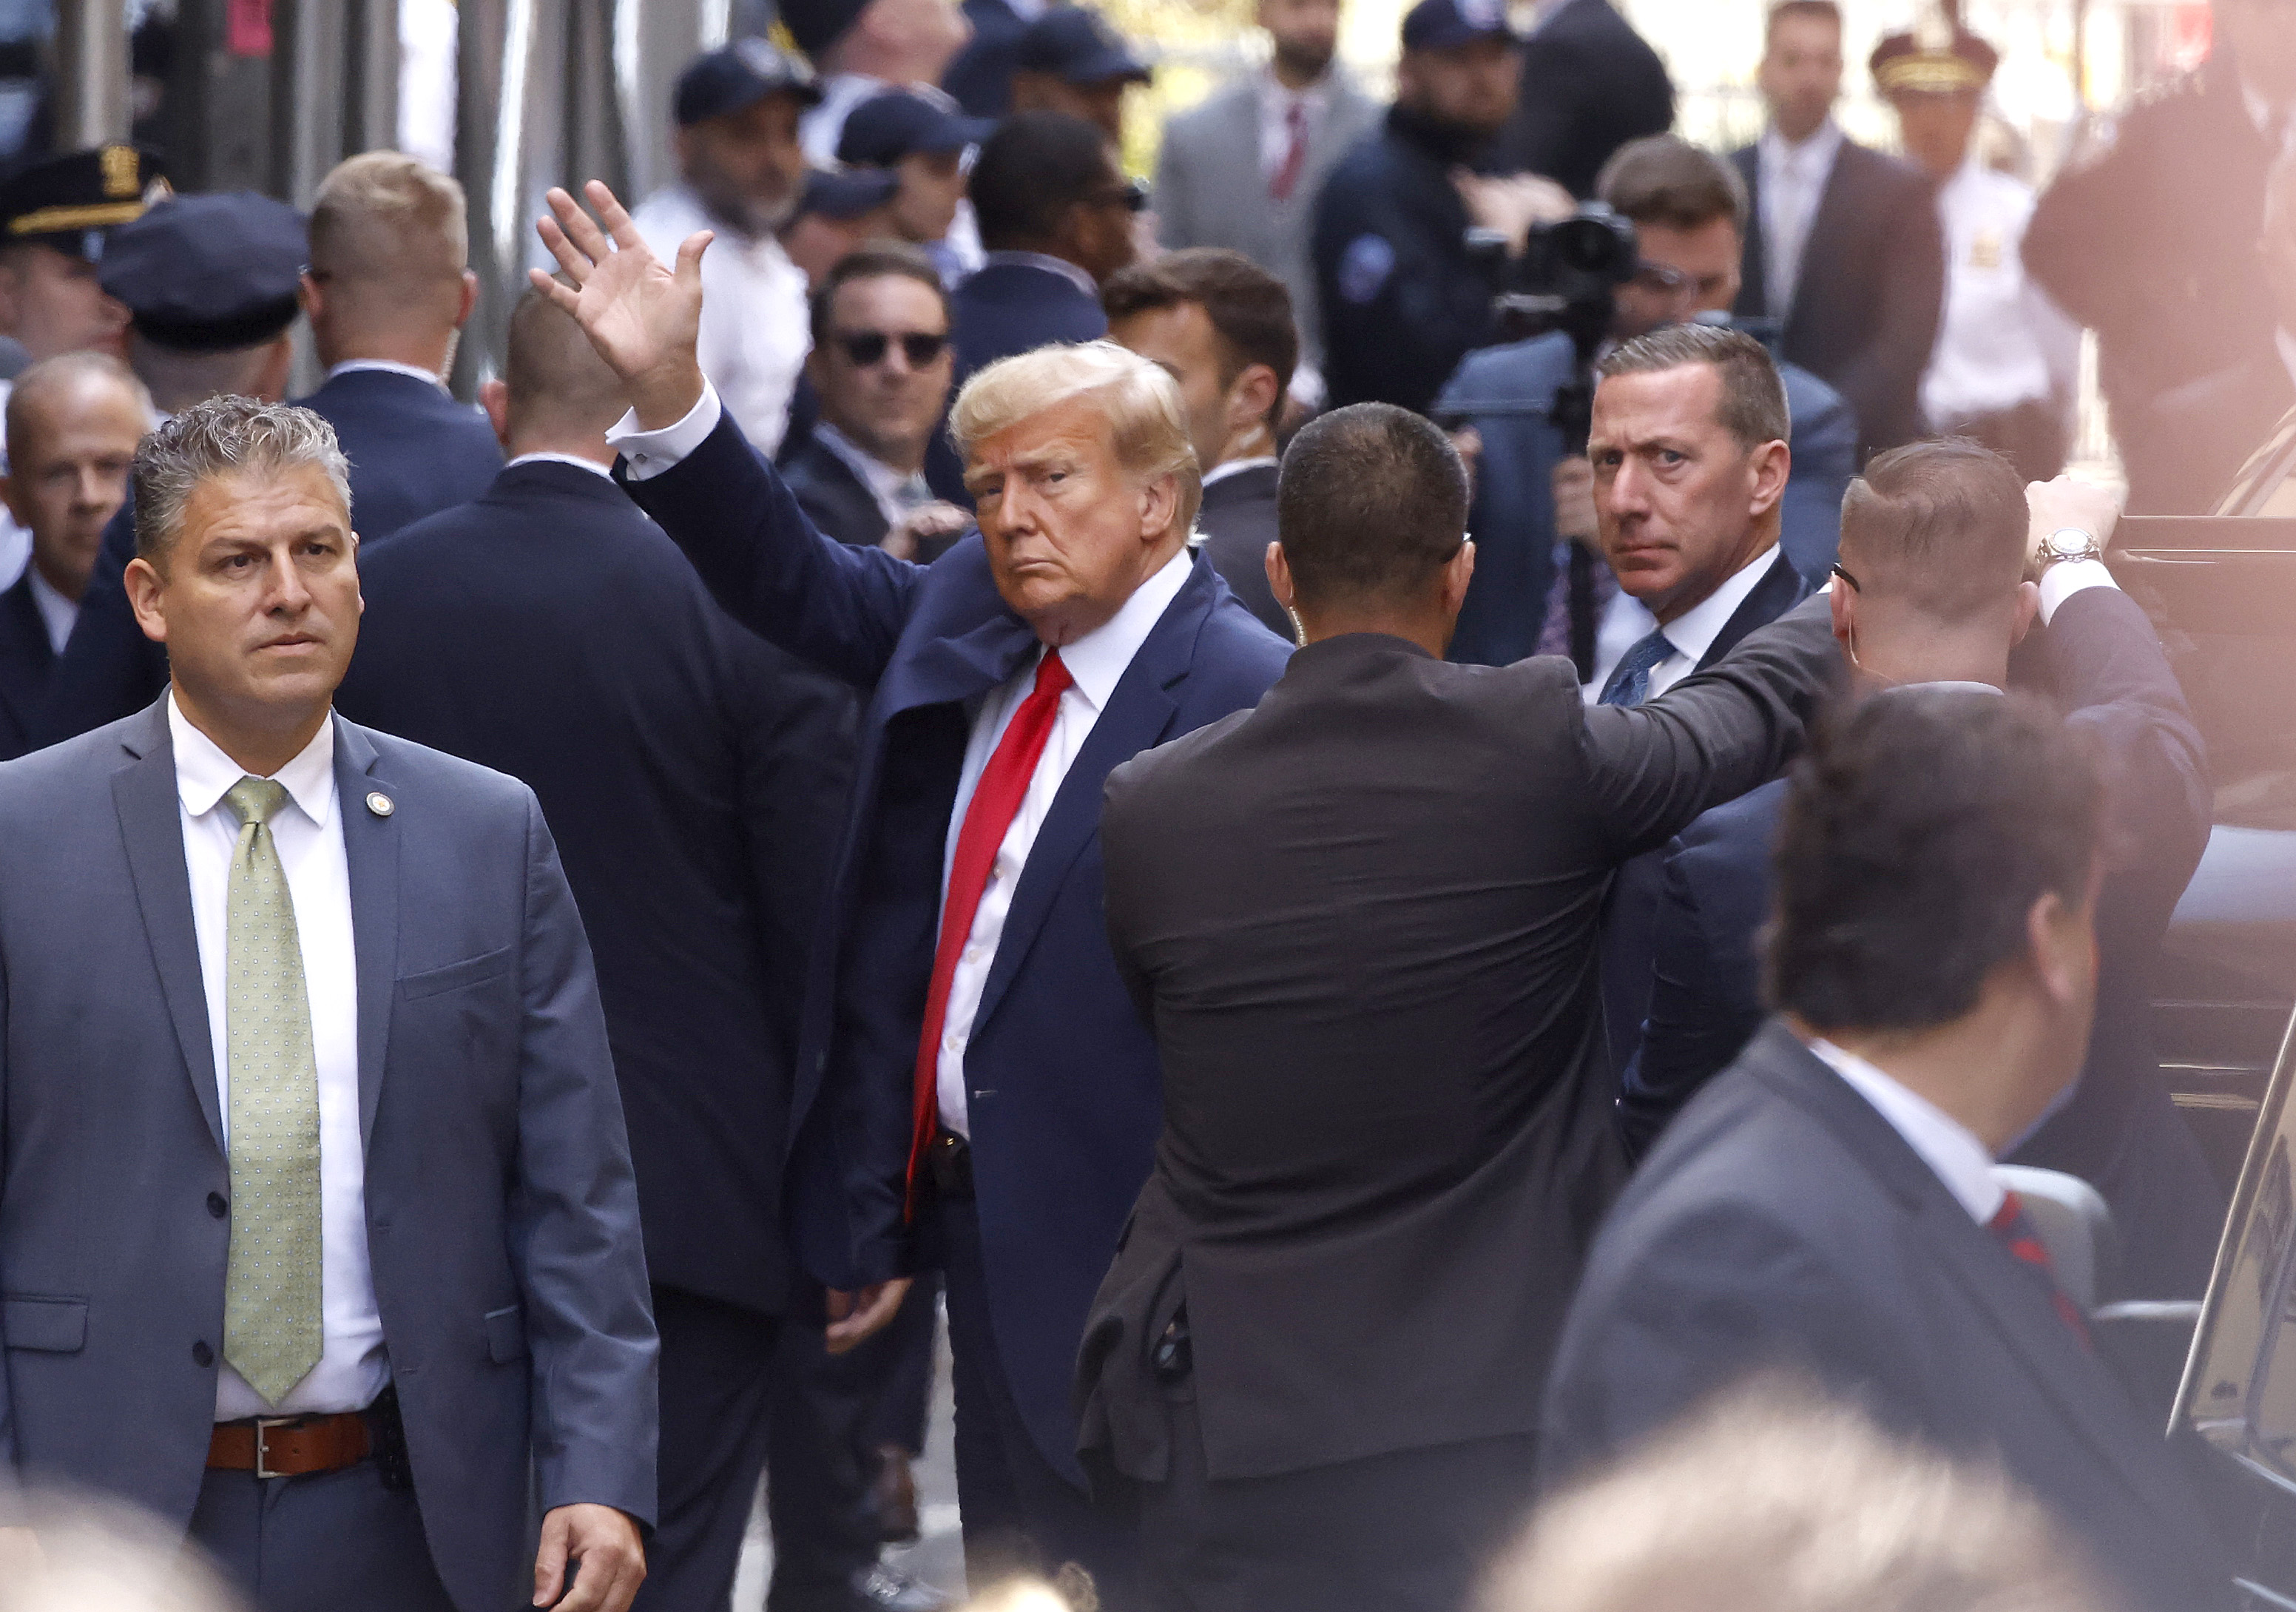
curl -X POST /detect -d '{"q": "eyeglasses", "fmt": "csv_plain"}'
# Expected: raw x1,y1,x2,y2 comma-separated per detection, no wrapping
1630,260,1692,295
834,329,949,368
1829,561,1861,593
1091,177,1151,213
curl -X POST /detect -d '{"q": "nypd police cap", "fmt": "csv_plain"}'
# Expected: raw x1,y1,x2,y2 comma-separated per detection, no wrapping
98,192,308,353
0,144,166,262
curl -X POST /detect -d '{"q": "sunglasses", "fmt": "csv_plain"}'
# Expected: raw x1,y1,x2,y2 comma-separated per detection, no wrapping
834,329,949,368
1830,561,1861,593
1092,177,1152,213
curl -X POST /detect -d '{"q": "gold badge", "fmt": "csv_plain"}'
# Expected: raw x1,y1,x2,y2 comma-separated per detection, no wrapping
100,144,138,198
365,792,395,818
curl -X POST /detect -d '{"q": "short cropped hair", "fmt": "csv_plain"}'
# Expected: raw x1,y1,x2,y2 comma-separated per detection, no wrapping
950,340,1201,537
1766,0,1842,41
4,350,149,462
1597,323,1789,452
1485,1377,2120,1612
1100,249,1299,433
1276,402,1468,609
1765,689,2103,1033
308,151,468,307
969,111,1115,252
503,283,625,437
132,396,351,564
807,243,948,354
1838,439,2029,621
1596,135,1749,237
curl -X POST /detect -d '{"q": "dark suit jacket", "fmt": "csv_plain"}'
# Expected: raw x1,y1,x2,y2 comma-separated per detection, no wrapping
35,370,506,747
949,259,1108,393
2134,348,2296,515
1543,1023,2233,1612
1486,0,1675,198
1077,601,1840,1486
942,0,1029,117
1597,549,1811,1079
0,700,658,1608
1630,587,2221,1295
1194,462,1288,638
333,459,855,1316
1732,138,1945,459
780,435,891,549
0,570,53,761
615,408,1293,1485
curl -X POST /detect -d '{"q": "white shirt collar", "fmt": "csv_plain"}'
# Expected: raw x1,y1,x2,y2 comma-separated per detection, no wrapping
1047,546,1193,713
1655,544,1777,668
24,564,75,655
1760,116,1844,177
1260,64,1332,108
167,690,338,832
1808,1037,2005,1224
506,450,612,479
325,358,446,391
979,250,1098,298
1201,454,1277,488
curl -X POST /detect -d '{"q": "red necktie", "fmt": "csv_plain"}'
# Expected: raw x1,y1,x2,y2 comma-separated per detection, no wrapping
1988,1192,2091,1351
1270,100,1309,201
905,650,1075,1213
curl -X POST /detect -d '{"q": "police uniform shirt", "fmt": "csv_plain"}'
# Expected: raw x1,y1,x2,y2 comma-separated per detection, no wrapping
631,181,810,456
1922,158,2081,428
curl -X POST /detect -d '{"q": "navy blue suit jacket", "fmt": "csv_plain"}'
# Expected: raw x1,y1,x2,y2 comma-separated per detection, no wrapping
948,259,1108,391
1629,587,2223,1295
1436,327,1857,667
0,571,52,761
1544,1022,2232,1612
615,408,1292,1482
35,368,504,749
334,460,855,1316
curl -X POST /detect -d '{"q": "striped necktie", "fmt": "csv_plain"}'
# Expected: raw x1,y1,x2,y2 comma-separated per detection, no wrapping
1988,1191,2090,1351
1598,628,1675,706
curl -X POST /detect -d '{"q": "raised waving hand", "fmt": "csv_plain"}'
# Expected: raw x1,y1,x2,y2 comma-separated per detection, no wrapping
532,180,710,430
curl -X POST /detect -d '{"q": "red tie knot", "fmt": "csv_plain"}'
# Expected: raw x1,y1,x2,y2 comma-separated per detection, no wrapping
1033,649,1075,701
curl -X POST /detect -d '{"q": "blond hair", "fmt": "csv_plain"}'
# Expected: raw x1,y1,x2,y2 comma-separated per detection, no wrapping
308,151,467,313
949,340,1201,538
1484,1379,2121,1612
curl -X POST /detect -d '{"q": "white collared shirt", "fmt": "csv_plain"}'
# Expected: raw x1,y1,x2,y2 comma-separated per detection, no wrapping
505,450,614,479
1923,158,2083,426
1758,118,1845,319
630,182,811,456
25,564,75,655
813,421,933,531
1584,544,1779,705
168,695,386,1420
934,547,1193,1135
1807,1037,2005,1224
977,249,1099,299
1200,454,1277,488
325,358,445,391
1257,67,1333,183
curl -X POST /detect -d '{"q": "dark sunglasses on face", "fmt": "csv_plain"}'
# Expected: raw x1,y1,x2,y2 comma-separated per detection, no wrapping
1092,176,1151,213
835,329,949,368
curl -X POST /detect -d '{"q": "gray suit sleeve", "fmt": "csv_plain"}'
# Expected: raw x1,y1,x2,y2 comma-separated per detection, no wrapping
508,792,661,1526
1155,119,1200,249
1580,594,1840,857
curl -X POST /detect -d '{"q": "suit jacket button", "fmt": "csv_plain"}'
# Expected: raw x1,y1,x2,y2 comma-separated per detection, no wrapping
192,1341,214,1367
207,1192,228,1218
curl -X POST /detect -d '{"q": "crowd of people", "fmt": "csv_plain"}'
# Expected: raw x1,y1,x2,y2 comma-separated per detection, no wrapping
0,1,2289,1611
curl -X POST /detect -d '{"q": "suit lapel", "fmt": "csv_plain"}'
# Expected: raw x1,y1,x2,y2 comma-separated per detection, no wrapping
334,716,399,1150
885,611,1040,717
966,561,1212,1037
110,698,224,1155
1697,551,1809,672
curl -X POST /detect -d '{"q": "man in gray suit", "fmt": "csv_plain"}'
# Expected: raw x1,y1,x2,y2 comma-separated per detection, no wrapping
1154,0,1379,387
0,397,657,1612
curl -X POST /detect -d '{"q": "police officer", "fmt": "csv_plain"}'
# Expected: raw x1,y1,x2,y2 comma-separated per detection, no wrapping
2025,0,2291,507
1310,0,1569,414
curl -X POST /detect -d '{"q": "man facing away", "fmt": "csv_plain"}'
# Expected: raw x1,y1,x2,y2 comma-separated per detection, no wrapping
1542,689,2233,1612
533,180,1292,1603
1153,0,1380,389
1104,249,1300,638
0,397,656,1612
1627,450,2220,1297
1076,400,1840,1612
0,351,146,760
1731,0,1944,459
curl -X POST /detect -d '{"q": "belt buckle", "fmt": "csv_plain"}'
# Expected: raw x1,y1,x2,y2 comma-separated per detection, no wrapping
252,1415,296,1480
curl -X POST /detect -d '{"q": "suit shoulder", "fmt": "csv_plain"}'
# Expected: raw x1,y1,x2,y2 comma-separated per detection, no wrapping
1163,78,1251,142
1107,704,1253,812
0,713,141,808
348,723,541,817
1439,331,1571,410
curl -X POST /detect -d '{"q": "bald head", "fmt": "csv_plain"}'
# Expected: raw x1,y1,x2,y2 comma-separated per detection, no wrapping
1,350,150,601
304,151,475,371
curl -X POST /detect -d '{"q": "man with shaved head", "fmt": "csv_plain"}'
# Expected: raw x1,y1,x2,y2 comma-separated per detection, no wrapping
0,351,148,758
332,286,862,1612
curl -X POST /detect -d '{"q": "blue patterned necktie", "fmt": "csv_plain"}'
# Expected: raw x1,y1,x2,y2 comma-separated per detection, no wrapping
1598,629,1676,706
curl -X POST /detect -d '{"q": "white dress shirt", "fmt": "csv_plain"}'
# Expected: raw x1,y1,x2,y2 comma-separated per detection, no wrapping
934,549,1192,1135
505,450,614,480
1583,544,1778,704
1257,69,1332,184
1200,454,1277,490
26,564,75,655
1922,159,2082,427
1757,118,1844,319
169,695,387,1420
631,183,811,456
813,421,934,530
1808,1037,2004,1224
325,358,445,390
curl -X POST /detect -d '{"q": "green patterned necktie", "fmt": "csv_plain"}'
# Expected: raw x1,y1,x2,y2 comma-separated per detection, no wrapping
220,775,323,1406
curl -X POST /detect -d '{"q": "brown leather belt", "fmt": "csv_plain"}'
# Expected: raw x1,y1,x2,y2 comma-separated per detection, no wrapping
208,1411,372,1479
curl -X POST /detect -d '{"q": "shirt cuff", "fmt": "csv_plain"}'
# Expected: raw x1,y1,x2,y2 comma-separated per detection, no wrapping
606,382,723,482
2037,557,2116,625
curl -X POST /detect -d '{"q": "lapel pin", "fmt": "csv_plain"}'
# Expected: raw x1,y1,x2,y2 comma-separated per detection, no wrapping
365,792,394,818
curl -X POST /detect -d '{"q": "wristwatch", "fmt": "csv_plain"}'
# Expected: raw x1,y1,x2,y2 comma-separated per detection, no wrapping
2038,527,2106,566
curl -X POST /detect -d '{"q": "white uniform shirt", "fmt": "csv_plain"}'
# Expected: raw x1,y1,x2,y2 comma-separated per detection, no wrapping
1922,159,2082,427
169,695,388,1420
1808,1038,2004,1224
631,183,810,456
1757,118,1844,319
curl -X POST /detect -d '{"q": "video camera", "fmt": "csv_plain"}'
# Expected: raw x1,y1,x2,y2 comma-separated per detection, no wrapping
1463,203,1638,452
